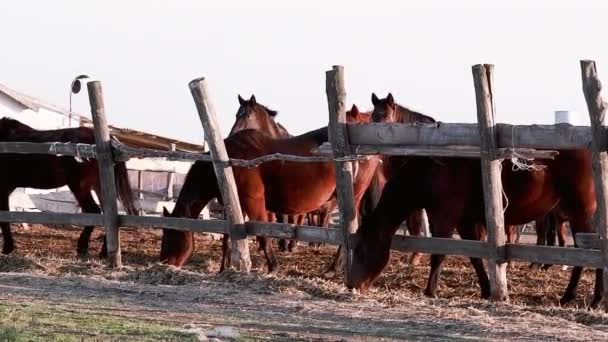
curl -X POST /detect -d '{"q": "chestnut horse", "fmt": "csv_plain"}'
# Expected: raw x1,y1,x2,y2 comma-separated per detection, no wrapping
0,118,139,257
228,94,303,252
348,94,601,306
160,106,379,272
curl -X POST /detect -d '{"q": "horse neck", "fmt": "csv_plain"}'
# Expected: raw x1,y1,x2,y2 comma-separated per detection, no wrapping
360,157,428,242
396,105,436,124
172,161,219,219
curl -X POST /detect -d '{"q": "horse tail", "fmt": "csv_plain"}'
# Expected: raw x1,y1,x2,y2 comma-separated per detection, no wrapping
114,161,139,216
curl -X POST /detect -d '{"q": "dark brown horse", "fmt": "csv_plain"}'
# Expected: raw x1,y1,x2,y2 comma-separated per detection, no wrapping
348,94,601,306
0,117,139,257
160,106,379,272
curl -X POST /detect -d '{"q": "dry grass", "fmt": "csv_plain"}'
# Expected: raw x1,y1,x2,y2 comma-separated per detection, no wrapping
0,223,607,340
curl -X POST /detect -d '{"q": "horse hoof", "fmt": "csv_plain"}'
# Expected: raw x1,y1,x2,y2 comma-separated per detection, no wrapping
2,244,14,255
480,290,491,299
99,250,108,259
76,250,89,259
559,293,576,306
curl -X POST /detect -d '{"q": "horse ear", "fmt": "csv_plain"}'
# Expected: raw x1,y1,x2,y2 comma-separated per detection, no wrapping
386,93,395,106
371,93,379,106
238,94,245,105
162,206,170,217
249,94,257,105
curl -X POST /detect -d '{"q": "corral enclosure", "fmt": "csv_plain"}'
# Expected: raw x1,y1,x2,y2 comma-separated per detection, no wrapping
1,61,608,340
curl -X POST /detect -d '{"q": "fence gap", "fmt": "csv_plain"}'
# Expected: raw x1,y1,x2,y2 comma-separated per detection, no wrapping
326,65,358,284
472,64,509,301
580,60,608,311
188,77,251,272
87,81,122,268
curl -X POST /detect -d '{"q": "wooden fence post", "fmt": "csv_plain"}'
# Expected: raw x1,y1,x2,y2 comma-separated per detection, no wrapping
472,64,508,301
87,81,122,268
580,60,608,310
188,77,251,272
326,65,358,284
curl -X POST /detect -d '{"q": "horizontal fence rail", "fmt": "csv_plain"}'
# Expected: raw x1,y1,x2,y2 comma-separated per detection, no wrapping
348,123,598,150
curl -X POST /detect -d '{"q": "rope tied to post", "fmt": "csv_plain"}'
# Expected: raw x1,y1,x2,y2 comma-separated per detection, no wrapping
508,125,546,172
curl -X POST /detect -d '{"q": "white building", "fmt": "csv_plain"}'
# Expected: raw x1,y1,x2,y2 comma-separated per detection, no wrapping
0,82,203,215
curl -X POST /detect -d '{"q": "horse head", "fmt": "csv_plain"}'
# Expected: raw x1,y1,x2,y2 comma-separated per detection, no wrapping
346,104,372,123
230,94,289,138
371,93,398,123
371,93,436,124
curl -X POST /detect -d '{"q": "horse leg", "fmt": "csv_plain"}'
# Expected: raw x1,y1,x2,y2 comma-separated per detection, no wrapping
458,224,491,299
277,214,288,253
287,215,305,252
557,221,567,247
260,212,275,252
530,217,547,269
0,191,14,255
505,225,516,268
591,268,604,308
559,215,591,306
70,186,102,258
542,219,562,270
424,215,456,298
406,209,423,266
246,203,279,273
219,233,231,273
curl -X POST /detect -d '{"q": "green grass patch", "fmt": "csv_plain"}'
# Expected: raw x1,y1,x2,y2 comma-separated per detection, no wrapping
0,301,199,342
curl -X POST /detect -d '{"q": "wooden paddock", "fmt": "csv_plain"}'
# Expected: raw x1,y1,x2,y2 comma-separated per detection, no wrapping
0,61,606,308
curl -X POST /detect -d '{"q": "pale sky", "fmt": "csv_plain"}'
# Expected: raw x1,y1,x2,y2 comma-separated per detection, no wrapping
1,1,607,144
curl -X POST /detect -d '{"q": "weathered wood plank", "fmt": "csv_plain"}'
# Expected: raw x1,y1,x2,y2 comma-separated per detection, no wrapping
473,64,508,302
0,211,103,226
391,235,492,258
580,59,608,310
112,140,211,162
119,215,228,234
87,81,122,268
245,222,342,244
189,77,251,273
0,142,97,158
348,122,596,150
326,65,358,284
507,244,603,268
312,142,558,159
576,233,601,250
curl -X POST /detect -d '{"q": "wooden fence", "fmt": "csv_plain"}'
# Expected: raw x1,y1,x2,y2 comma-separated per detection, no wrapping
0,61,605,306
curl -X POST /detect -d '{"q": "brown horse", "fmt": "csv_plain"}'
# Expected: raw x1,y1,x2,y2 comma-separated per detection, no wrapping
348,94,601,306
230,94,335,253
160,105,379,272
228,94,302,252
0,117,139,257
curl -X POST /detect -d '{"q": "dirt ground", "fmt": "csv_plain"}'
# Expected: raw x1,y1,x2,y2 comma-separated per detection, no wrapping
0,224,607,341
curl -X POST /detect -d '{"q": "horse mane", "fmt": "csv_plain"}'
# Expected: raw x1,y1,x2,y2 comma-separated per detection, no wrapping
225,129,272,154
396,104,436,124
258,104,278,117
